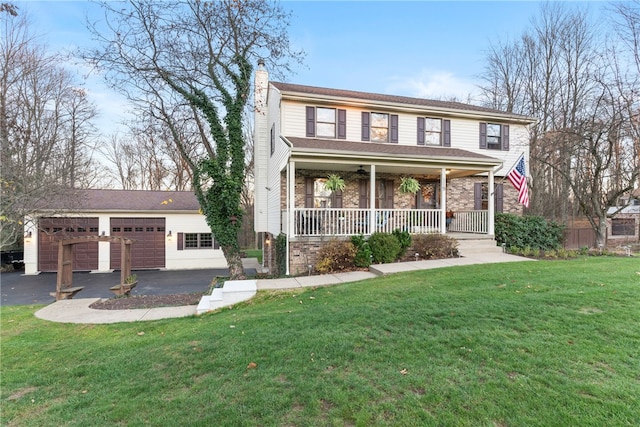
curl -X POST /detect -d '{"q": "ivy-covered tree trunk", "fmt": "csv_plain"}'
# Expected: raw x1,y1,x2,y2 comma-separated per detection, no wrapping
85,0,303,280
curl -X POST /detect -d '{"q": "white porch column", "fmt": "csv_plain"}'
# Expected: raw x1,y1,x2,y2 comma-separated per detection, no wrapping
287,161,295,276
488,169,495,236
369,164,376,233
440,168,447,234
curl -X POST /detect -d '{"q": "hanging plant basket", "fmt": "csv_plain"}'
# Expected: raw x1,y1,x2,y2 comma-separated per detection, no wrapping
399,177,421,194
325,174,346,192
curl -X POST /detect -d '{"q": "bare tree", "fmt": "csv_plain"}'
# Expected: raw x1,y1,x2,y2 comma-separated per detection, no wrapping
0,12,99,249
479,2,639,245
85,0,303,279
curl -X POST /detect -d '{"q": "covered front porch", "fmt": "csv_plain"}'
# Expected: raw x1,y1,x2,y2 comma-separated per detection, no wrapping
285,208,489,237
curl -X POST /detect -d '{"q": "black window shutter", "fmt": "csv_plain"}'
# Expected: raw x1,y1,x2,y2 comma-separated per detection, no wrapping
305,178,314,208
474,183,483,210
306,106,315,137
386,179,395,208
417,117,425,145
337,109,347,139
177,232,183,250
479,122,487,149
495,183,504,213
361,112,370,141
213,236,220,249
359,179,369,208
390,114,399,143
502,124,510,151
332,190,343,208
443,119,451,147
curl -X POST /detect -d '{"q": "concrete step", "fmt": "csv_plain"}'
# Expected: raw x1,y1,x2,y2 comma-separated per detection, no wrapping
196,279,257,315
456,239,504,255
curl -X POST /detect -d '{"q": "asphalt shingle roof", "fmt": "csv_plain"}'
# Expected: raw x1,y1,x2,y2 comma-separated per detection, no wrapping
41,189,200,212
271,81,535,121
286,137,499,163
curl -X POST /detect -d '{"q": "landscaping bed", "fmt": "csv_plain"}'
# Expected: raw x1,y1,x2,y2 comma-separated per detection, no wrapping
89,292,205,310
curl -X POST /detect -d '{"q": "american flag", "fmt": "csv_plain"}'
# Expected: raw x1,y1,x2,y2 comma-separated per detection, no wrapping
507,154,529,207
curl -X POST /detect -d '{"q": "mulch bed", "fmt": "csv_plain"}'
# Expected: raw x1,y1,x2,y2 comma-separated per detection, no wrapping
89,292,205,310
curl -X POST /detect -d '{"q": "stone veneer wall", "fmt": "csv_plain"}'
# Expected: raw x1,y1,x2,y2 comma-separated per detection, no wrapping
288,236,351,276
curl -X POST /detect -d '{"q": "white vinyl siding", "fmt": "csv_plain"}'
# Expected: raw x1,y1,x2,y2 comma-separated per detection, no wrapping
278,100,530,179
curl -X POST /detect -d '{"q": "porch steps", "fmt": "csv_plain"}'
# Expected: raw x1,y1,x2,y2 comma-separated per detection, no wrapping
196,279,257,315
455,237,505,256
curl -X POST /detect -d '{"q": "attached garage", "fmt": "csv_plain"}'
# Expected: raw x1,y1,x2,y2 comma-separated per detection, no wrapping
38,217,99,272
110,217,166,269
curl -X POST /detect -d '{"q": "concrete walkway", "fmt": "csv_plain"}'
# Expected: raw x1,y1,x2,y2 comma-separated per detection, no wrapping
34,250,532,324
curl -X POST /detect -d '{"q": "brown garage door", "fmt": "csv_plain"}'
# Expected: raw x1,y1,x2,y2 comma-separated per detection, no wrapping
38,217,99,272
110,218,166,269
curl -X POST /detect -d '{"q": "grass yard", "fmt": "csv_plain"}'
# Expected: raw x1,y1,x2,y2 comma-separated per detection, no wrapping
2,257,639,426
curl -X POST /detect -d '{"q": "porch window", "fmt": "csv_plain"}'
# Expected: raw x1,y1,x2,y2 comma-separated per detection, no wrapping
305,178,342,208
358,179,394,208
611,218,635,236
474,183,504,212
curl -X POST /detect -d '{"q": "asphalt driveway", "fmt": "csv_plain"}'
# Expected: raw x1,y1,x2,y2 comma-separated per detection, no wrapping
1,268,230,306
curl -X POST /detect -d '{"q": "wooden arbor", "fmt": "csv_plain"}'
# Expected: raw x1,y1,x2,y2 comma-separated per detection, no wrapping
52,235,136,301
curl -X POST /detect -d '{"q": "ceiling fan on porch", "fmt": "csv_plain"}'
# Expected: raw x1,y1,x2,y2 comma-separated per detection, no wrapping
356,165,368,176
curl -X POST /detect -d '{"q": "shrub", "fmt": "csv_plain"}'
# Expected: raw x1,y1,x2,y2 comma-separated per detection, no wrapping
274,233,287,277
351,234,372,268
410,234,459,260
314,240,357,274
392,229,412,259
368,232,401,264
495,213,565,251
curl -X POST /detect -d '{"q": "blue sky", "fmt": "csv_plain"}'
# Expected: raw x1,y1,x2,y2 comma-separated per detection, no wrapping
18,1,601,134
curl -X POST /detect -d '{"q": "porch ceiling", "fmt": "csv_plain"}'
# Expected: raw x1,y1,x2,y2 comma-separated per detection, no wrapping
285,136,502,178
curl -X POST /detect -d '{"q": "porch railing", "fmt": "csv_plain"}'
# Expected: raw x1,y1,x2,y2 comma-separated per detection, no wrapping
283,209,488,237
448,210,488,234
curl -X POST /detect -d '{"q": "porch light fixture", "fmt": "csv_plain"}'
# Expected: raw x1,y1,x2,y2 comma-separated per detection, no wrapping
101,231,106,236
167,230,172,238
24,231,32,240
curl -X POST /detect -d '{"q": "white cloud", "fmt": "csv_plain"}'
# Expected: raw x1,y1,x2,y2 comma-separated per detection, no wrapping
385,69,481,103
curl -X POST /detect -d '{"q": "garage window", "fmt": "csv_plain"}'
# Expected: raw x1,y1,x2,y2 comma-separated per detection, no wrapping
178,232,218,250
185,233,213,249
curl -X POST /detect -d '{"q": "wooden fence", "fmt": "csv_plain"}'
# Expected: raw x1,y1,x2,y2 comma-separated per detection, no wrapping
564,227,596,249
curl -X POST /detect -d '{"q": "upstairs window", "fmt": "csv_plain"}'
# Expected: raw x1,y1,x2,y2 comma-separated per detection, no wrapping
417,118,451,146
316,107,337,138
479,122,509,150
362,112,398,143
306,106,346,139
424,118,441,145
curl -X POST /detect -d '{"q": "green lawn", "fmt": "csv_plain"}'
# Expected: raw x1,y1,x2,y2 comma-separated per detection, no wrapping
2,258,639,426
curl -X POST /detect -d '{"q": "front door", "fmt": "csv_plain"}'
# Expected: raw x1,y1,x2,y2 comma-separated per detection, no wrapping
417,181,439,209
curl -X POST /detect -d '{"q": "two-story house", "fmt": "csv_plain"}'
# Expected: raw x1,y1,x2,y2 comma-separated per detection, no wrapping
253,63,536,275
